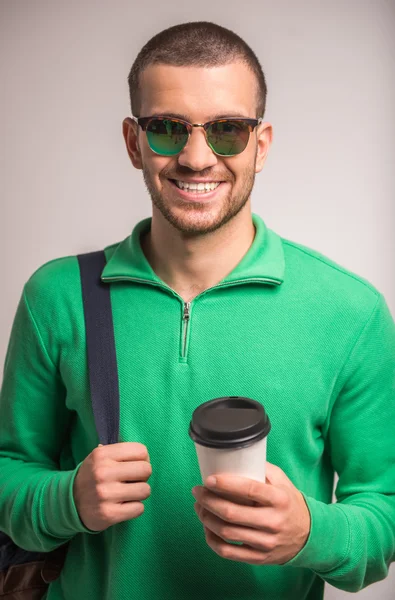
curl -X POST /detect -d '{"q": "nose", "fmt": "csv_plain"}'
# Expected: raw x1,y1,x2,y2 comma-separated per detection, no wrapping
177,126,218,171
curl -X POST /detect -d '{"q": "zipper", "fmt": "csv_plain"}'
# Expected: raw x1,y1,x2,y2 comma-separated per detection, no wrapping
182,302,191,358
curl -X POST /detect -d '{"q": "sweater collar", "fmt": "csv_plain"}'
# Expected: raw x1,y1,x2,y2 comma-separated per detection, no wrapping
101,212,285,287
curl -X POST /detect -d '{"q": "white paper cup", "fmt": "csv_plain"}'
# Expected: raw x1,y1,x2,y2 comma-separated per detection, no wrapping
189,396,271,507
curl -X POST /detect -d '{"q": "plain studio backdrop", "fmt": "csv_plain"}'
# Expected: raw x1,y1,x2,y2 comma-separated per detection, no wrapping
1,1,394,598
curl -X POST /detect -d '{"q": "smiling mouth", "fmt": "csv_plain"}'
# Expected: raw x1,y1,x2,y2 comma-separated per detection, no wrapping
170,179,223,192
167,178,226,201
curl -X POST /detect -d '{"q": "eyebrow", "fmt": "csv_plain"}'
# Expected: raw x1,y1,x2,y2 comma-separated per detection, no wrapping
147,111,251,121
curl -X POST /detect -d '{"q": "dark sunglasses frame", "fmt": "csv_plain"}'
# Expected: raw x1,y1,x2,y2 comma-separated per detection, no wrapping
130,115,263,157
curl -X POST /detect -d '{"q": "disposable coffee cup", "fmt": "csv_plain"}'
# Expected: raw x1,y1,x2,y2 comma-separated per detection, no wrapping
188,396,271,507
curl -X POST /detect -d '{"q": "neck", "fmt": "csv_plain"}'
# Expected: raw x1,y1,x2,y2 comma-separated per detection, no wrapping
141,204,256,300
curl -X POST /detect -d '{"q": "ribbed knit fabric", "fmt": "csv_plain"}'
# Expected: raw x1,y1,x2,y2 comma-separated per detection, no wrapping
0,212,394,600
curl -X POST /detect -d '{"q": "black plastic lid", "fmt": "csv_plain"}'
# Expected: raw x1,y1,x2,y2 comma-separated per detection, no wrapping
188,396,271,449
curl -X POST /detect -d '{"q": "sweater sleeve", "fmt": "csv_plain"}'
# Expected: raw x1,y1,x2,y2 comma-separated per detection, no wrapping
0,286,100,553
284,292,395,592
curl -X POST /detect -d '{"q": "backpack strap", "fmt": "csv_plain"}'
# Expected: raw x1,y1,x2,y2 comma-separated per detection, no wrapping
42,249,120,583
77,250,120,446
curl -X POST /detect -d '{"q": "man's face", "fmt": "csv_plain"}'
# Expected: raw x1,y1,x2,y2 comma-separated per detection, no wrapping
123,61,272,236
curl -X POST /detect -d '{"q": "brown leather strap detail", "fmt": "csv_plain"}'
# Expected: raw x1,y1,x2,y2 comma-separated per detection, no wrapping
0,561,47,597
0,544,69,597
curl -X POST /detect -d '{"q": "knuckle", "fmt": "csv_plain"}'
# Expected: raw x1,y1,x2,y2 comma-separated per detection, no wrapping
135,442,147,451
220,544,233,559
144,462,153,478
93,466,108,484
134,503,145,517
93,446,105,461
98,504,113,522
133,442,149,458
262,537,277,552
96,484,108,501
142,483,151,498
220,525,235,540
267,515,282,533
277,490,289,509
223,506,236,522
247,480,260,501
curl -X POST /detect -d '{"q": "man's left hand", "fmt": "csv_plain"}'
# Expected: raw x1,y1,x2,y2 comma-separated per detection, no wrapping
191,462,311,565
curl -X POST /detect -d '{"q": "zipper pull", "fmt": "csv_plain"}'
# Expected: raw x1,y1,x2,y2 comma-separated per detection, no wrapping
183,302,190,320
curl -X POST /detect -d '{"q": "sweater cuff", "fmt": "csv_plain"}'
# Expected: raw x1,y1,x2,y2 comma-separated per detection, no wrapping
40,461,102,538
283,493,351,572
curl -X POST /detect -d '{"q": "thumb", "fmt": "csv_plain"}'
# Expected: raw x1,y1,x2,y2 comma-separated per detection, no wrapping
265,462,295,489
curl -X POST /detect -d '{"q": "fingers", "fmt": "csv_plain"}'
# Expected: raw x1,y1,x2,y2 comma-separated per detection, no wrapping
97,480,152,504
95,442,150,462
205,475,283,508
195,506,275,552
93,460,152,485
193,485,286,532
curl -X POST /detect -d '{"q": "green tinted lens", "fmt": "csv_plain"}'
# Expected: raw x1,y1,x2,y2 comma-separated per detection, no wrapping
207,120,250,156
146,119,188,155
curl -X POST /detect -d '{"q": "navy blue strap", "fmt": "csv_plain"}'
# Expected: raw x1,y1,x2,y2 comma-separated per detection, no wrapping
77,250,120,446
42,250,120,580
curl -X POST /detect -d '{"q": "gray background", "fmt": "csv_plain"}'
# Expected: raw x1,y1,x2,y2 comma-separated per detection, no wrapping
1,0,394,597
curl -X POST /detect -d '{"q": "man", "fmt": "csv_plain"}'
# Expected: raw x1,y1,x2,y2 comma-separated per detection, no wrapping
0,20,394,600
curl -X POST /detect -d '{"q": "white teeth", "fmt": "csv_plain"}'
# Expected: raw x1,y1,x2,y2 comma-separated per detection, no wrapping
174,180,221,192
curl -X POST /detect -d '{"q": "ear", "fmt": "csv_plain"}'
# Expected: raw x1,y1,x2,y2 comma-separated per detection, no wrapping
255,122,273,174
122,117,143,170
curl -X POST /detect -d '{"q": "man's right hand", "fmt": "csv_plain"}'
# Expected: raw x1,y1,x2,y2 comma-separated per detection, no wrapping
73,442,152,532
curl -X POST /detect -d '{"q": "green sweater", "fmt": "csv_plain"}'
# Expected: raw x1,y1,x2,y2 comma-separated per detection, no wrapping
1,212,395,600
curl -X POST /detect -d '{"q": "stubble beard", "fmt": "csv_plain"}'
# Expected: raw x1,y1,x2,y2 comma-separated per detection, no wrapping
141,160,257,236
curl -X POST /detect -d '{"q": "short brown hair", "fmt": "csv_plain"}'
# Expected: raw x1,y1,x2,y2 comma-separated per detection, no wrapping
127,21,267,119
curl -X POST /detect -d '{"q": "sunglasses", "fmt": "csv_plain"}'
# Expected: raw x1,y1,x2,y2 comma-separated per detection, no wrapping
131,115,263,157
